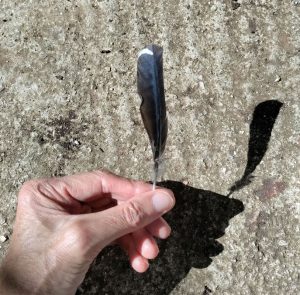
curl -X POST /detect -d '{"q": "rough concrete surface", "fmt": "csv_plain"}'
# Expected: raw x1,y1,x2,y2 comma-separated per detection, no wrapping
0,0,299,294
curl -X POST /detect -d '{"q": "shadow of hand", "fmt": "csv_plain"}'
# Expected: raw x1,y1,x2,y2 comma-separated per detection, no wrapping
161,181,244,269
78,181,243,295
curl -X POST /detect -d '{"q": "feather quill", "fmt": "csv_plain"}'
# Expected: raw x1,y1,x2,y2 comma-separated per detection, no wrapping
137,44,168,189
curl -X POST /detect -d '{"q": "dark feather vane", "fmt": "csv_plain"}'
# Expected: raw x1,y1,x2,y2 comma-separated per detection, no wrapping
137,44,168,188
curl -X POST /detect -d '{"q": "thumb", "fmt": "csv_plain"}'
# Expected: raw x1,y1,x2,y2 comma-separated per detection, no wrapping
86,189,175,249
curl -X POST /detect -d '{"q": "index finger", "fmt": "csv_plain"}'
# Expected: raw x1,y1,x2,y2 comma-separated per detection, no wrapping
58,170,153,202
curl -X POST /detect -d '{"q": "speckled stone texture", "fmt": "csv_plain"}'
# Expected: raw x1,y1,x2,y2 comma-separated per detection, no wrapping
0,0,299,294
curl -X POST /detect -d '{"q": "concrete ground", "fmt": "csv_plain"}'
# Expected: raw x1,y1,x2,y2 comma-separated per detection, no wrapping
0,0,299,294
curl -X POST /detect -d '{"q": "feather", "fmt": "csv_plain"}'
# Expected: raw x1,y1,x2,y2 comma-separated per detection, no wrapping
137,44,168,189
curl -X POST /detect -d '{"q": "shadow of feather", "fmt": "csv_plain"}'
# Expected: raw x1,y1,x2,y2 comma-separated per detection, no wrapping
228,100,283,195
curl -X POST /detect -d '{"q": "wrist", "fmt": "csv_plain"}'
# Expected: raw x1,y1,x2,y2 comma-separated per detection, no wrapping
0,254,52,295
0,262,30,295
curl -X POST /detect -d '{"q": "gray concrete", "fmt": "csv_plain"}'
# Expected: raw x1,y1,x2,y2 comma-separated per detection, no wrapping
0,0,299,294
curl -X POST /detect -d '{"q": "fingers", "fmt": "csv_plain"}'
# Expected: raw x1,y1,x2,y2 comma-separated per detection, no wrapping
132,229,159,259
117,228,163,272
59,170,153,202
82,188,175,250
118,235,149,273
117,219,171,271
146,217,171,239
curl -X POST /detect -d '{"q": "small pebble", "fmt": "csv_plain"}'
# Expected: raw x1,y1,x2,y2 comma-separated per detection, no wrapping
220,167,227,174
211,5,217,11
278,240,288,246
275,75,281,82
182,179,189,185
0,235,7,243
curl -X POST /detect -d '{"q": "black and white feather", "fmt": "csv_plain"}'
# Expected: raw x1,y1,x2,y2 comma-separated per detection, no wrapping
137,44,168,189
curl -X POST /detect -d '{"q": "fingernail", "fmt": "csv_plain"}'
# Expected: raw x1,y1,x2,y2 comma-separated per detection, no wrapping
152,192,174,213
141,239,159,259
142,239,153,252
132,256,149,273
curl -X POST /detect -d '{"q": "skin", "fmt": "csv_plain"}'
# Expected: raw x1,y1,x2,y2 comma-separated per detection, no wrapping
0,170,175,295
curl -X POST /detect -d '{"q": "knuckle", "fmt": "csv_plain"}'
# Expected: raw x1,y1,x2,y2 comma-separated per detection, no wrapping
19,179,38,194
92,169,111,179
36,179,60,198
122,201,145,228
18,178,61,207
96,169,110,176
18,177,64,203
91,170,111,193
18,179,41,203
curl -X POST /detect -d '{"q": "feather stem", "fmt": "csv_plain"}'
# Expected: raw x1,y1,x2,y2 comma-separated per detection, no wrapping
152,160,159,190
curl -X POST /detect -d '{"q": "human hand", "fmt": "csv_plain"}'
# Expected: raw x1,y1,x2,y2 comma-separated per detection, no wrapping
0,170,175,295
